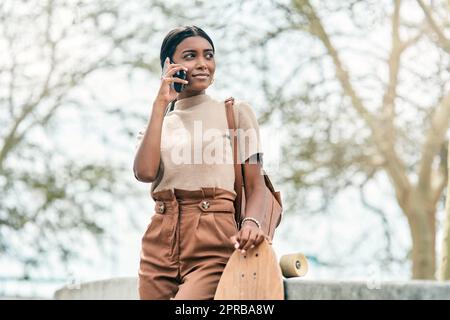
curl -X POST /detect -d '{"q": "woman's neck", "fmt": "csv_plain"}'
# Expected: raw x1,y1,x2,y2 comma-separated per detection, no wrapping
177,89,206,100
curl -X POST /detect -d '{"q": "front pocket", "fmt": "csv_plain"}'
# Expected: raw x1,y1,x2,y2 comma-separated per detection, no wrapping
142,213,164,242
212,213,238,241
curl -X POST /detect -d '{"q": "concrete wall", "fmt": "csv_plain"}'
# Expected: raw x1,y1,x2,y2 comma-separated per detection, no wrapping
54,277,139,300
284,279,450,300
54,278,450,300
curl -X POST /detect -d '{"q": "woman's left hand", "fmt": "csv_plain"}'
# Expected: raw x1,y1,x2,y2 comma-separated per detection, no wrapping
229,221,270,254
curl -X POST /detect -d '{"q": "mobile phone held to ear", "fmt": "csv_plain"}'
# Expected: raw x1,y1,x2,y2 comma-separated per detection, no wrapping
171,59,187,93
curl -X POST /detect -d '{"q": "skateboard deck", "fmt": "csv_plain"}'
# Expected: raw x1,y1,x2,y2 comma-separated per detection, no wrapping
214,239,284,300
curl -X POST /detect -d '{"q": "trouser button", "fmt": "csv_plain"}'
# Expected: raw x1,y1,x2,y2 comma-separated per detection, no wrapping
201,200,210,210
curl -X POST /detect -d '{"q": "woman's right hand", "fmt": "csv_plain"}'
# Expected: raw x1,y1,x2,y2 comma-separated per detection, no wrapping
154,57,189,107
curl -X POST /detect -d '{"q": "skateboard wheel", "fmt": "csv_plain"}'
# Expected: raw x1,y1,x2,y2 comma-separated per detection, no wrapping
279,253,308,278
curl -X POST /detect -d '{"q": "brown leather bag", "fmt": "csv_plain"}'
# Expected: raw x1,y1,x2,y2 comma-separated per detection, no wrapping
224,97,283,240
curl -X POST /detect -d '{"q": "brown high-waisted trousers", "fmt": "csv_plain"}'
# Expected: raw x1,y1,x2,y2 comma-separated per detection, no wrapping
138,187,238,300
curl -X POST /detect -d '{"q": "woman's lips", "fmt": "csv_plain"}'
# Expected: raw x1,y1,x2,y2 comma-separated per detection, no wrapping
192,75,209,80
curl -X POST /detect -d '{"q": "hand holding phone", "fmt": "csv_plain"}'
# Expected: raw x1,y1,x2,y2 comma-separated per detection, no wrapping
170,59,187,93
156,58,188,107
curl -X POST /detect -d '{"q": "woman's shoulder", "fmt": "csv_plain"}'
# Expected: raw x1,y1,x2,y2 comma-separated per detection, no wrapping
221,96,255,117
234,99,259,124
221,96,259,130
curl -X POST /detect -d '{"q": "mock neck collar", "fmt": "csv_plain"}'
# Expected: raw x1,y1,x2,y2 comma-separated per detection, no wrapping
174,94,212,110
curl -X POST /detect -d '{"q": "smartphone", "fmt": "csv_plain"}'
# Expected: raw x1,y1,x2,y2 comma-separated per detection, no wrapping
170,59,187,93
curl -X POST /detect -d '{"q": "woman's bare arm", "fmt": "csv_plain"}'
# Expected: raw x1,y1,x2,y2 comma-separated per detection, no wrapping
133,57,189,183
133,99,167,182
229,157,269,252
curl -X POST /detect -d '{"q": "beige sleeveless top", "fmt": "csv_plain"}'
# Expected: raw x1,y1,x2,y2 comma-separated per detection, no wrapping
136,94,263,196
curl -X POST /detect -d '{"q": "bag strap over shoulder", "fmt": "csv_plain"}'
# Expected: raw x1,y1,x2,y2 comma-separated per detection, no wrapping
224,97,245,224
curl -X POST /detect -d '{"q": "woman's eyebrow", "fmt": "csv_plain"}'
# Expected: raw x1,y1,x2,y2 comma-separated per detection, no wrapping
182,49,214,53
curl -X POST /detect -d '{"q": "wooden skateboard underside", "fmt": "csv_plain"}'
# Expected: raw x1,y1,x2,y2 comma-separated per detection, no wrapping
214,239,284,300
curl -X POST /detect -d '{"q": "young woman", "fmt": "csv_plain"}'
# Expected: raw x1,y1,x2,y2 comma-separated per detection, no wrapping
134,25,269,300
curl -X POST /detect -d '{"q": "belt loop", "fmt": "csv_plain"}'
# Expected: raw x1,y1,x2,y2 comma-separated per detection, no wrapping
170,188,177,204
201,187,206,200
212,187,216,199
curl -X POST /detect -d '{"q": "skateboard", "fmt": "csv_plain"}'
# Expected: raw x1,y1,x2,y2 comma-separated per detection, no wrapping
214,239,309,300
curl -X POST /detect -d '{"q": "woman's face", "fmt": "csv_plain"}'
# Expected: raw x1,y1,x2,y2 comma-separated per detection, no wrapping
172,36,215,94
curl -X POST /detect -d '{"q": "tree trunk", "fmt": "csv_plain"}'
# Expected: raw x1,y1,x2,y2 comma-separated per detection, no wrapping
438,140,450,280
406,191,436,279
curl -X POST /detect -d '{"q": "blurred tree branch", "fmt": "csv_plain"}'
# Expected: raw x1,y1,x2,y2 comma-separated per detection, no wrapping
0,0,193,279
417,0,450,53
214,0,448,279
